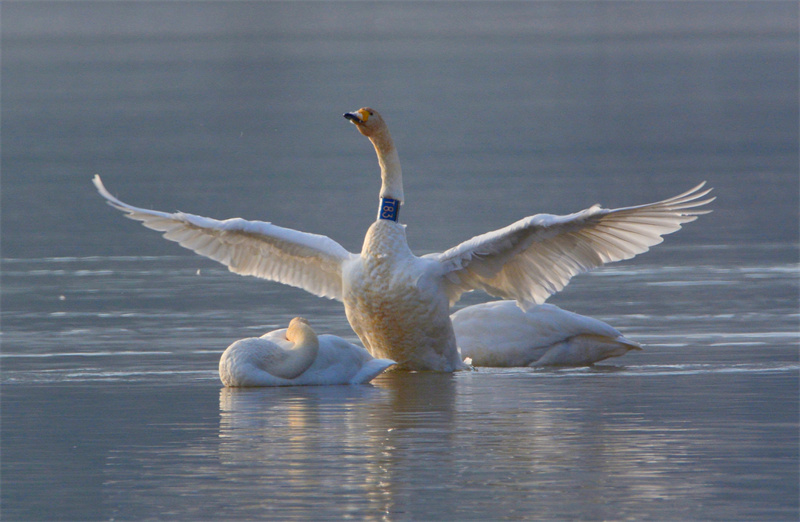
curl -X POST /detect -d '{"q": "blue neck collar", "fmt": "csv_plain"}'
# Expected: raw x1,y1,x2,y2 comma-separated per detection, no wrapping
378,198,400,222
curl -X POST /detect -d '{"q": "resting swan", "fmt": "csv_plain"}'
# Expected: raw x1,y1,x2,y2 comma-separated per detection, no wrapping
219,317,395,386
93,107,713,372
452,301,641,367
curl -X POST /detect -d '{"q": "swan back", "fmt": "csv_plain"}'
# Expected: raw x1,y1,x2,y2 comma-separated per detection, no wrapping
310,334,396,384
452,301,641,367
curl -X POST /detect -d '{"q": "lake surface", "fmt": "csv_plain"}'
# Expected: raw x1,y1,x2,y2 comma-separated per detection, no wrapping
2,2,798,520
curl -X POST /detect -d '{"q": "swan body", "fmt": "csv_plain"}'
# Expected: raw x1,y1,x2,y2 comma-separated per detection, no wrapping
219,317,395,386
452,301,641,367
94,107,713,372
342,219,461,371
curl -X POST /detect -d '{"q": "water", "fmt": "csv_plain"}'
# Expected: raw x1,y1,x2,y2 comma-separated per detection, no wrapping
2,2,798,520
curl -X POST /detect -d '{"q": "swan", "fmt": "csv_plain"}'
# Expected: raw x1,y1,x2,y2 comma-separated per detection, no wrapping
219,317,395,386
93,107,713,372
452,301,641,367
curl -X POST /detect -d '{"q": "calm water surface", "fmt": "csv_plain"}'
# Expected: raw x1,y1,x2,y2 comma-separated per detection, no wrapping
3,2,798,520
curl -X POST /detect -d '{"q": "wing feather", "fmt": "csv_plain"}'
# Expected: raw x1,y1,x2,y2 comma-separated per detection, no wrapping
93,175,354,300
429,183,714,308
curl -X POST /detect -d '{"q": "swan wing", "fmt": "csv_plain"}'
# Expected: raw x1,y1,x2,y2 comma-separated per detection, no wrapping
429,183,714,308
93,175,354,300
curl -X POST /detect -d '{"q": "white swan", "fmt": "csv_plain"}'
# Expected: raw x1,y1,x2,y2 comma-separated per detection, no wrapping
219,317,395,386
93,107,713,372
452,301,641,367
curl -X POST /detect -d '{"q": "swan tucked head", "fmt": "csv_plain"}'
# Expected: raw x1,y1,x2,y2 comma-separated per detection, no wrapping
286,316,316,344
343,107,387,138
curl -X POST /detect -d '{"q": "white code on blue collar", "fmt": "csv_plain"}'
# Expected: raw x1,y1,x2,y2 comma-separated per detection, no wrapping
378,198,400,222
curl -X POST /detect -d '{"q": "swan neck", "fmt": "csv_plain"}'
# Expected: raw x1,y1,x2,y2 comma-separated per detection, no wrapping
362,219,411,258
272,324,319,380
370,131,404,204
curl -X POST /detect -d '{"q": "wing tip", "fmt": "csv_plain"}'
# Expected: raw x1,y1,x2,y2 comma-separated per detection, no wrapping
92,174,109,198
93,174,129,212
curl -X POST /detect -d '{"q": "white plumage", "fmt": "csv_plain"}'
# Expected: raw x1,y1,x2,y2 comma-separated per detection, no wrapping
94,107,713,371
428,184,714,309
219,317,395,386
452,301,641,367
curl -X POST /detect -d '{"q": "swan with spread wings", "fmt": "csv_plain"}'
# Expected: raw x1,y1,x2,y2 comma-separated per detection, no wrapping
94,107,713,371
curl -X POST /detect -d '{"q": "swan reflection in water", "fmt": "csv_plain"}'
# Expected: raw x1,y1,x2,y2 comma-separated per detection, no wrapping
217,372,707,518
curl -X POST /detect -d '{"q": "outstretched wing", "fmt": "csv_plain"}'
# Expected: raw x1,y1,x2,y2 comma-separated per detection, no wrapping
427,183,714,308
93,175,355,301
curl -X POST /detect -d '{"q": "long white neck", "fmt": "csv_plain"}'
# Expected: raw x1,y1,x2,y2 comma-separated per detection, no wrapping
269,319,319,380
370,131,404,204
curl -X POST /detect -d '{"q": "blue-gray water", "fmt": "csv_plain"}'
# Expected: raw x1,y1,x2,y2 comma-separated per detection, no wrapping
2,2,798,520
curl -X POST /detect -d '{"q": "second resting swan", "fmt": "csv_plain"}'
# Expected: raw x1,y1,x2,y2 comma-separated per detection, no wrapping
452,301,641,367
219,317,395,386
94,107,713,372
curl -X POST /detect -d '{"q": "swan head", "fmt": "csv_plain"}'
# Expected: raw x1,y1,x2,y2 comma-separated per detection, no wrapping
343,107,403,202
343,107,387,139
286,317,316,344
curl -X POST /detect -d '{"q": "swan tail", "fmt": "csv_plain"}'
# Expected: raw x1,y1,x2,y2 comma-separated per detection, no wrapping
617,335,643,351
349,358,396,384
530,333,642,367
